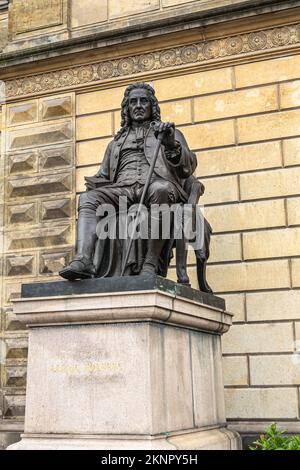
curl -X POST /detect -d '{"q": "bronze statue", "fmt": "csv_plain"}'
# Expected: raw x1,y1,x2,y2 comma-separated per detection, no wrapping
60,82,212,293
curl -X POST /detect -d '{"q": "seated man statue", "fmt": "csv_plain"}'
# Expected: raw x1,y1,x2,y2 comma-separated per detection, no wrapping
60,82,197,281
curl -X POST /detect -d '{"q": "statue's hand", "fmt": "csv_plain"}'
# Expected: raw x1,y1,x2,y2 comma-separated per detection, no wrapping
153,121,176,148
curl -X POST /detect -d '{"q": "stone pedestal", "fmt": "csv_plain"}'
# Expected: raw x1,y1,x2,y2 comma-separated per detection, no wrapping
7,276,241,450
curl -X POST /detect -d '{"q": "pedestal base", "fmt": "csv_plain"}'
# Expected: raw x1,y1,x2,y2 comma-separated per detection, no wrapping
9,428,241,450
7,276,241,450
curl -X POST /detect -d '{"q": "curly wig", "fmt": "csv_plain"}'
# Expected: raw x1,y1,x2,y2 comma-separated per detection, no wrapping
115,82,161,140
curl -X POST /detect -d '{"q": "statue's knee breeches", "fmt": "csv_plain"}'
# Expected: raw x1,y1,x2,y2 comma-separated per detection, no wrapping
78,190,101,214
147,180,178,205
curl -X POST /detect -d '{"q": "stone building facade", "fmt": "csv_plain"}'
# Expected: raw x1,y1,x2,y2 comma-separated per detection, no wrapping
0,0,300,448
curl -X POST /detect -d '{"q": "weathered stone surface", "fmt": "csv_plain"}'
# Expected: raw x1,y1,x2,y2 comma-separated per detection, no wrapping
160,100,192,126
240,167,300,200
4,282,22,306
250,355,300,386
5,310,27,331
204,199,286,233
196,141,282,177
221,293,245,323
287,198,300,226
283,137,300,167
41,198,71,220
195,85,278,122
235,55,300,88
7,203,36,225
5,225,71,251
223,356,248,386
39,146,72,169
3,394,26,419
5,255,35,277
109,0,159,19
246,290,300,322
8,289,239,450
154,69,233,101
76,113,113,141
76,138,110,167
8,121,72,150
5,337,28,359
12,0,63,34
182,121,235,150
280,81,300,110
3,366,27,387
225,388,299,419
243,228,300,260
8,152,37,174
238,110,300,144
209,233,242,263
291,259,300,288
71,0,108,28
222,323,294,354
8,102,37,126
39,251,72,275
7,173,71,198
207,260,290,293
200,174,239,205
41,96,72,120
191,333,226,426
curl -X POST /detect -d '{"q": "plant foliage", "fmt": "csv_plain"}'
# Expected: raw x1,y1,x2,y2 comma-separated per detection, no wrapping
250,423,300,450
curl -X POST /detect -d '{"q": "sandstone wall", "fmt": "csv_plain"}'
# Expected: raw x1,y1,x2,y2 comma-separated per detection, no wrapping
0,0,300,447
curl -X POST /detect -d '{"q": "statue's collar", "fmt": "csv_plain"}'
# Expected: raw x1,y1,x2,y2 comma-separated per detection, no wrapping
131,120,151,131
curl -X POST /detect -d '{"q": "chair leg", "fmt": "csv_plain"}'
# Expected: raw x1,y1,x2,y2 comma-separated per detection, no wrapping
176,238,190,286
196,254,213,294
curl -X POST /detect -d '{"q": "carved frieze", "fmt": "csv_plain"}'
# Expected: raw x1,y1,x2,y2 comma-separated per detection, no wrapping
4,23,300,99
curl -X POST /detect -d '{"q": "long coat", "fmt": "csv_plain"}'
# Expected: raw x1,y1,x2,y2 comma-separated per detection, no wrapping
85,126,197,201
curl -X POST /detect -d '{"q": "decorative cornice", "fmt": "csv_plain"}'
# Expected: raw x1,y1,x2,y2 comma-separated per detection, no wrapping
4,22,300,100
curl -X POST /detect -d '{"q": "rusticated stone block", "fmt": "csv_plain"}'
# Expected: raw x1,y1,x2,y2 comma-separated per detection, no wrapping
39,146,71,169
4,282,22,306
41,96,72,120
5,337,28,359
41,198,71,221
8,121,72,150
6,225,71,251
3,366,27,387
39,250,72,275
7,101,37,126
3,394,26,419
7,203,36,225
5,310,27,331
7,173,71,198
5,255,35,277
8,152,37,174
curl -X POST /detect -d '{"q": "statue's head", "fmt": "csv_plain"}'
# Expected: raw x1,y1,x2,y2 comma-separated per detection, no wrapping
119,82,161,130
